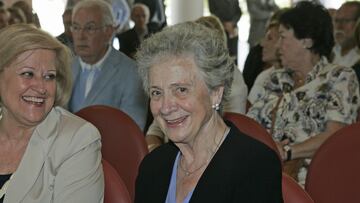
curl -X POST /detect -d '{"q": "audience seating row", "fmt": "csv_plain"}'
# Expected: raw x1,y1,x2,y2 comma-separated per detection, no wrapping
76,105,360,202
75,105,148,202
225,112,360,203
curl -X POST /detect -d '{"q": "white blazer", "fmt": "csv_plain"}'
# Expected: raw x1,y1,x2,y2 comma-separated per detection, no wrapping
4,107,104,203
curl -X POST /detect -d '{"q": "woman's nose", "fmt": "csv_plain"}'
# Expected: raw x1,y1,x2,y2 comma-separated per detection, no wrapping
160,94,177,115
32,77,47,95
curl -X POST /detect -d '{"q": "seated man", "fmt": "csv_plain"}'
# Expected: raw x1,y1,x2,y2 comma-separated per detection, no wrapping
116,3,158,58
68,0,148,130
332,1,360,68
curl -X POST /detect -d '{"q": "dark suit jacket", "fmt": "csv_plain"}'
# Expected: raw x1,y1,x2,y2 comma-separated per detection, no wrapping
116,26,159,59
208,0,242,23
135,122,283,203
117,28,142,58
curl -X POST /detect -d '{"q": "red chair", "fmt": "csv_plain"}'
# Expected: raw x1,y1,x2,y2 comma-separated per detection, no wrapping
76,105,148,200
305,122,360,203
103,159,131,203
223,112,281,162
282,173,314,203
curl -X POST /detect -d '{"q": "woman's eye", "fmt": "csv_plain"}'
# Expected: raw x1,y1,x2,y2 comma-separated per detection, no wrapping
177,87,188,94
44,74,57,80
20,72,33,78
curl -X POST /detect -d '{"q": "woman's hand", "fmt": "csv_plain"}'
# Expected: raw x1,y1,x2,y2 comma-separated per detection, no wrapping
276,139,290,161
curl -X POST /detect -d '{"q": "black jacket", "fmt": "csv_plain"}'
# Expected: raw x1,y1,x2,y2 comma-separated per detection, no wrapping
135,121,283,203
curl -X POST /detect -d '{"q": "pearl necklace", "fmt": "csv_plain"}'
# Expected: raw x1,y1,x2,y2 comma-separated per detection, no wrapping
0,174,13,199
179,127,229,176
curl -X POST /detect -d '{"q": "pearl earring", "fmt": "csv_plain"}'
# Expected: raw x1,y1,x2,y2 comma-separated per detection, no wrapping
212,103,219,111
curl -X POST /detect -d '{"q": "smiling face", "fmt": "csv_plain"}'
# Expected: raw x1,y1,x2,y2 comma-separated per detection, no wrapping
149,56,219,144
277,25,306,70
0,49,57,127
72,6,113,64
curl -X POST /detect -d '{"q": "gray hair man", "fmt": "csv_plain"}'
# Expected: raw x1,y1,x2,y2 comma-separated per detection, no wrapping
69,0,148,130
332,1,360,67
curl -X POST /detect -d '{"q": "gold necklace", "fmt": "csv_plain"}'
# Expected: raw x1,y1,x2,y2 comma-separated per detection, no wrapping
0,174,13,199
179,127,229,176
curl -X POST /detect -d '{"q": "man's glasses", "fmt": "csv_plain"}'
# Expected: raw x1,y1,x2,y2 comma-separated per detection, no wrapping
70,24,106,34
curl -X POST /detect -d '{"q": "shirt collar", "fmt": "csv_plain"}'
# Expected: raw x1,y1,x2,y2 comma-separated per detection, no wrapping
79,46,112,71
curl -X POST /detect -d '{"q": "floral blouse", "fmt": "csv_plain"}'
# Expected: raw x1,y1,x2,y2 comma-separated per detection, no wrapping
247,57,360,144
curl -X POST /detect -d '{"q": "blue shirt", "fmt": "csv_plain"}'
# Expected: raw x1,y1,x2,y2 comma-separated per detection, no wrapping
165,153,194,203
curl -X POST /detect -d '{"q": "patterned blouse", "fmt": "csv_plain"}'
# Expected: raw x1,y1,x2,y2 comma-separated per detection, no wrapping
247,57,360,144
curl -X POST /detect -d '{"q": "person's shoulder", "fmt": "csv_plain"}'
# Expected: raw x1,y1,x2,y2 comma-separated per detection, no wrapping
116,28,136,38
109,47,137,67
143,143,177,163
322,62,356,78
52,107,101,148
225,123,279,162
139,143,177,171
43,107,101,167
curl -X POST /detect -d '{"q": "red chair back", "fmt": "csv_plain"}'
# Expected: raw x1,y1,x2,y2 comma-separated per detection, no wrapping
305,122,360,203
223,112,281,162
103,159,132,203
282,173,313,203
76,105,148,200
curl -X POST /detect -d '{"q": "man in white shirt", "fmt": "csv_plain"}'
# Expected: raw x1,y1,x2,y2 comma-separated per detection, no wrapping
332,1,360,68
68,0,148,130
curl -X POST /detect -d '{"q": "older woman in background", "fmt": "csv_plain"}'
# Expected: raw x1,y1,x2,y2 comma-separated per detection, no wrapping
145,15,248,151
248,8,288,104
0,24,103,203
247,1,360,184
135,22,282,203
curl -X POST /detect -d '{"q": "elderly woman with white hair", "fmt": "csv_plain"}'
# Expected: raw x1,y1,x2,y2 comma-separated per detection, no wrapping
134,22,283,203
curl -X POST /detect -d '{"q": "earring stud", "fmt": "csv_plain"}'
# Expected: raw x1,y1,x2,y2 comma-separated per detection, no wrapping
212,103,219,111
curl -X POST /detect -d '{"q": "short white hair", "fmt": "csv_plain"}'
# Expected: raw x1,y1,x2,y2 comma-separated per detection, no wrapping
73,0,115,26
132,3,150,23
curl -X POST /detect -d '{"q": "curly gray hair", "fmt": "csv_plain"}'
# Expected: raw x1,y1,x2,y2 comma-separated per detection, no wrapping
136,22,235,111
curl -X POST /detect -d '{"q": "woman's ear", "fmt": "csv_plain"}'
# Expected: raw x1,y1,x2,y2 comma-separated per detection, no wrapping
211,86,224,106
302,38,313,49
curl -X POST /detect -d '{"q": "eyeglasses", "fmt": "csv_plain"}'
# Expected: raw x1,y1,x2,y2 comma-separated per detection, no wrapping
334,18,356,24
70,24,106,34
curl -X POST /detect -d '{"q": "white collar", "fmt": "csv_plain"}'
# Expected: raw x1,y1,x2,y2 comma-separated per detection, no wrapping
79,46,112,71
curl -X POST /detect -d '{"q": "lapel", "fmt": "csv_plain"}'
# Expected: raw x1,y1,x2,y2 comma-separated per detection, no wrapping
5,108,59,203
72,58,81,82
84,48,119,105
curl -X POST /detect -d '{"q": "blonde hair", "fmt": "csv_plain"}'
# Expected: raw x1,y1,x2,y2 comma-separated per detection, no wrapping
0,24,72,106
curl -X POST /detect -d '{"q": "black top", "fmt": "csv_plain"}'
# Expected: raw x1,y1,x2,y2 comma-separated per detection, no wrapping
116,25,160,59
243,44,266,91
135,121,283,203
0,174,12,203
